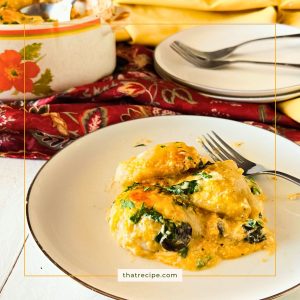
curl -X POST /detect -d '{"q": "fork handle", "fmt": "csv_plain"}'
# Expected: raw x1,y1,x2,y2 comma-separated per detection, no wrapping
240,33,300,47
232,60,300,68
258,170,300,186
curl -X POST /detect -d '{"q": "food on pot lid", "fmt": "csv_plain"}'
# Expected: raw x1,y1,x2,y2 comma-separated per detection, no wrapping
0,0,112,24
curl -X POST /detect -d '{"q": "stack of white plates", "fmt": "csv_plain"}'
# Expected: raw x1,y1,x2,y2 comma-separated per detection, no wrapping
154,24,300,103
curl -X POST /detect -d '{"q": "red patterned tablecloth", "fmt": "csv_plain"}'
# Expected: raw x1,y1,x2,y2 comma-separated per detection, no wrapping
0,44,299,159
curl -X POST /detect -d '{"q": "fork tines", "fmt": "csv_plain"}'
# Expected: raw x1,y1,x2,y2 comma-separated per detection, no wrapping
201,131,248,164
170,41,202,67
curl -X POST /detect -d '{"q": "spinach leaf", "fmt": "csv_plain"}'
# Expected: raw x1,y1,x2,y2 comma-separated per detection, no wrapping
130,203,192,253
155,221,192,252
144,209,164,223
130,203,146,224
130,203,164,224
164,180,199,195
242,219,266,244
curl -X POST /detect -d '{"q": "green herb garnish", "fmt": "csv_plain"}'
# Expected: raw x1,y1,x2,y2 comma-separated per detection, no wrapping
199,172,212,179
124,182,140,192
145,209,165,223
130,203,146,224
246,177,261,195
130,203,164,224
164,180,199,195
196,256,212,269
178,247,189,258
120,199,135,209
251,186,261,195
247,176,256,182
173,196,193,208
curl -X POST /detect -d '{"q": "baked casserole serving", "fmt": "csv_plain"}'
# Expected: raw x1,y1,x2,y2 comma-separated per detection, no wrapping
108,142,274,270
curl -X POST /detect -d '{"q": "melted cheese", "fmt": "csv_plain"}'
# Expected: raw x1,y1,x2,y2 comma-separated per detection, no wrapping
115,142,204,186
0,7,43,24
190,160,255,219
108,142,274,271
0,0,101,24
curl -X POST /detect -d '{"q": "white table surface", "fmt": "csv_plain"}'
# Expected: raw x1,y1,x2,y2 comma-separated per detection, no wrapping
0,157,299,300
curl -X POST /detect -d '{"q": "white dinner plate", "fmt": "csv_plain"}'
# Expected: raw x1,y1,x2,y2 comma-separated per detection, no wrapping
27,116,300,300
155,61,300,103
198,90,300,103
154,24,300,98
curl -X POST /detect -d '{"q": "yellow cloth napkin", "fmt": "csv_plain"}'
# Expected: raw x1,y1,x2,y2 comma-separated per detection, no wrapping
278,99,300,123
278,9,300,26
114,26,131,41
276,1,300,125
111,1,298,123
114,0,278,11
279,0,300,9
114,6,277,45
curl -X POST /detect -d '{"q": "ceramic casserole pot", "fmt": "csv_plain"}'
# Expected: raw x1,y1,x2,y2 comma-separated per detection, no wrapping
0,15,116,100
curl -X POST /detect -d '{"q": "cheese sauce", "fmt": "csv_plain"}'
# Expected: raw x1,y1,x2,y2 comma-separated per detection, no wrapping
108,142,274,271
0,0,101,24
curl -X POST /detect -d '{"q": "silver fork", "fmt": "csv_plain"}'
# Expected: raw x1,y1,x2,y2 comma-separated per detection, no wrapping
201,132,300,186
172,34,300,60
170,42,300,69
